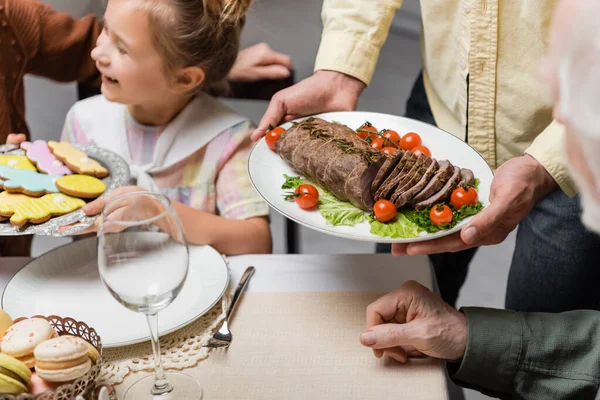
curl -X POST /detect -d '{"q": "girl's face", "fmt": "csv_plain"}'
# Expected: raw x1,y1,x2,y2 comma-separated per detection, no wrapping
91,0,174,106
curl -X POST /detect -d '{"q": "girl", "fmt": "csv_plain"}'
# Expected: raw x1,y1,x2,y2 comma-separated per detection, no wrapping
61,0,271,255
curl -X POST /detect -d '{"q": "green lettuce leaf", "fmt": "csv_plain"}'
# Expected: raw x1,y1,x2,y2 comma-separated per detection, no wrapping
281,174,302,189
404,201,484,232
369,214,420,238
473,178,481,191
315,185,366,226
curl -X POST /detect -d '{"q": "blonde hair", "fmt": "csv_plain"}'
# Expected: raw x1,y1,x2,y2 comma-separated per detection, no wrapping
137,0,253,94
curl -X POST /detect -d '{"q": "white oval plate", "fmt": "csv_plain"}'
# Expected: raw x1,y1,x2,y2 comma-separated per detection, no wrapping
248,111,494,243
2,237,229,348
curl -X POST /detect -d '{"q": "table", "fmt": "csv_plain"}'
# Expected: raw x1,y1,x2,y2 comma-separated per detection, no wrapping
1,254,449,400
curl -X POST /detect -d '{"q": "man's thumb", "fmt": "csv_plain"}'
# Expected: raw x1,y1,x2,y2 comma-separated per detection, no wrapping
360,323,415,350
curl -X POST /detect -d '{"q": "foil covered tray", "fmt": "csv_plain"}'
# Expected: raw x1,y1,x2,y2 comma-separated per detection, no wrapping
0,144,130,236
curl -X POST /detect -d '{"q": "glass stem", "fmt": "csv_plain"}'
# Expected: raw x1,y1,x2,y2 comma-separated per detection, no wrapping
146,313,173,395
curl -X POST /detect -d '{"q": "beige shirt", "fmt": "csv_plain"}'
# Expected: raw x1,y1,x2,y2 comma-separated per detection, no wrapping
315,0,575,196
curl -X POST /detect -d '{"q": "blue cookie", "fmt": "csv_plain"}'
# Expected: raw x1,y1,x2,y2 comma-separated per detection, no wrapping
0,165,59,196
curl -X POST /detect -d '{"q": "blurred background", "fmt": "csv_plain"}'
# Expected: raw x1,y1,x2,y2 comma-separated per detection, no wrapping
27,2,515,398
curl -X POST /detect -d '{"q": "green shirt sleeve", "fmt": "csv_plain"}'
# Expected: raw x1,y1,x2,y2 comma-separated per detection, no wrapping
448,307,600,399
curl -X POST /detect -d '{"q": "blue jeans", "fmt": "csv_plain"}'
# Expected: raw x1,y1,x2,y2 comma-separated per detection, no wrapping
377,72,600,312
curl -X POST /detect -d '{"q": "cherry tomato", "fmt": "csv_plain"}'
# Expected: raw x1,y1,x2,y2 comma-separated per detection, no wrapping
411,145,431,157
265,126,285,151
399,132,422,151
370,137,386,151
358,122,379,140
294,184,319,209
381,147,397,156
374,200,397,223
382,129,401,144
429,204,453,226
451,186,479,210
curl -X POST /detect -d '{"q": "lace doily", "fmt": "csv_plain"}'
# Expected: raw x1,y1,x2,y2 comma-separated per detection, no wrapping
99,290,232,385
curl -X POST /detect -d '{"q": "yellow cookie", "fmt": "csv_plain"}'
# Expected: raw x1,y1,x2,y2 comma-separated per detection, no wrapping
0,193,85,226
0,192,30,221
56,174,106,199
47,142,109,178
0,155,36,171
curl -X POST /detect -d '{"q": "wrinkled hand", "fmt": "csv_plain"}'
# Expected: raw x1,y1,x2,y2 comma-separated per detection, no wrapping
6,133,26,145
360,280,467,363
392,154,558,256
250,70,366,141
228,43,293,83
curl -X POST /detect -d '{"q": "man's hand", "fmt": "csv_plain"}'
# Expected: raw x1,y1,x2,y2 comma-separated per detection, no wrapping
392,154,559,256
229,43,293,83
250,70,366,141
360,280,468,362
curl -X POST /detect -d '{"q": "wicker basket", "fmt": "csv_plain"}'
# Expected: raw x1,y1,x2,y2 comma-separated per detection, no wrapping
0,315,102,400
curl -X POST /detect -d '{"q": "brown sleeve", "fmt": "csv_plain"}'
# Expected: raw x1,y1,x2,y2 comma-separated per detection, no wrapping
15,0,101,84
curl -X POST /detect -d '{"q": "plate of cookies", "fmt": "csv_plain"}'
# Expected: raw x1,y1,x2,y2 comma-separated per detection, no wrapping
0,141,130,236
0,311,102,399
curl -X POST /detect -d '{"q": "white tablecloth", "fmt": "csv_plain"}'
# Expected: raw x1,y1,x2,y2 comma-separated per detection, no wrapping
0,254,448,400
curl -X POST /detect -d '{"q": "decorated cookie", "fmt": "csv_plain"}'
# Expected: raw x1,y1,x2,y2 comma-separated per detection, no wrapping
47,142,109,178
0,166,59,196
0,193,85,226
56,174,106,199
0,155,36,171
0,192,29,222
21,140,72,176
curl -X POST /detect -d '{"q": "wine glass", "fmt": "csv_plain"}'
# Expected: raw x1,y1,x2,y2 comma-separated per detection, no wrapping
97,192,203,399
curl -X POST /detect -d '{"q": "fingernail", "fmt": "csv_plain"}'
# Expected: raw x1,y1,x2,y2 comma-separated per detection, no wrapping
361,331,376,346
464,227,479,244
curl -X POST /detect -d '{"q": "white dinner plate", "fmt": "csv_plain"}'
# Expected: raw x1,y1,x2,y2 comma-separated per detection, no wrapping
248,111,494,243
2,237,229,348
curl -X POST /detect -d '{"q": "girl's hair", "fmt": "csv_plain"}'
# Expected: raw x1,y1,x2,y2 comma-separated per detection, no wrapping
138,0,253,94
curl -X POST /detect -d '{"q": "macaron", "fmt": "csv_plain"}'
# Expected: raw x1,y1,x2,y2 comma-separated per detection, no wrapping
1,318,54,368
0,353,32,395
82,339,100,364
0,309,12,340
34,336,92,383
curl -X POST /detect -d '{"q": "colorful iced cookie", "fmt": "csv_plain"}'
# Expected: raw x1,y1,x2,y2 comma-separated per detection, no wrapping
21,140,72,176
0,192,30,222
0,165,59,196
48,141,109,178
0,193,85,226
56,174,106,199
0,155,36,171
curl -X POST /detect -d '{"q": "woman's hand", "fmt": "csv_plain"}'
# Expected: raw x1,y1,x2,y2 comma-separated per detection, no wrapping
229,43,293,82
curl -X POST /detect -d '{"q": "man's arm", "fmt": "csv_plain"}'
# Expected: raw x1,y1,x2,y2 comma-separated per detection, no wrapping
251,0,403,139
314,0,404,86
526,120,577,196
450,307,600,399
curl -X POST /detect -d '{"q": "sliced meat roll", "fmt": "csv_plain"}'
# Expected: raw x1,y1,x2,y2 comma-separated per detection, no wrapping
393,159,439,208
408,160,454,206
415,166,462,210
371,150,403,194
375,151,418,201
344,156,387,210
390,155,432,202
460,168,475,186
